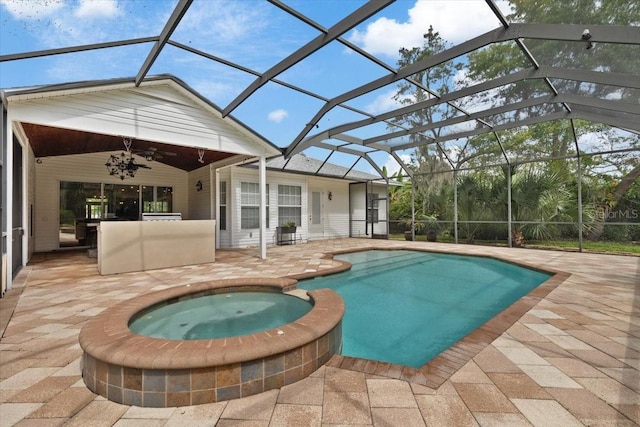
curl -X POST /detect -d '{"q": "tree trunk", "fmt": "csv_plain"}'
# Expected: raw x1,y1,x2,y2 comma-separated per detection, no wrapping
588,164,640,240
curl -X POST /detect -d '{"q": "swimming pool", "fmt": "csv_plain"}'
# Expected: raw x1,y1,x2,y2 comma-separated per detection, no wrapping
298,250,551,368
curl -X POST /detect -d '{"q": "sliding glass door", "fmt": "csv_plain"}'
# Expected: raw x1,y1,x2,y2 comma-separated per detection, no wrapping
59,182,173,247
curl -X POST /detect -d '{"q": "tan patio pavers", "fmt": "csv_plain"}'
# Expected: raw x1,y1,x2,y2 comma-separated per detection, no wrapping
0,238,638,426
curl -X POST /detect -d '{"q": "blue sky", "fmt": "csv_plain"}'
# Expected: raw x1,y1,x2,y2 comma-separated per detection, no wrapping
0,0,509,175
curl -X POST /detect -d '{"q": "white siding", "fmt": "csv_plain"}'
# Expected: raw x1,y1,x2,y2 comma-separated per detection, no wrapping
306,176,350,240
224,168,353,248
188,165,211,219
350,183,367,238
34,152,188,252
229,167,282,248
8,81,280,157
217,169,231,248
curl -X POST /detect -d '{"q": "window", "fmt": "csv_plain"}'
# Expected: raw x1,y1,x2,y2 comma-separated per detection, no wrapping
155,186,173,213
241,182,260,229
278,185,301,226
103,184,139,220
142,186,173,214
62,182,173,223
368,193,379,223
219,181,226,230
240,182,269,229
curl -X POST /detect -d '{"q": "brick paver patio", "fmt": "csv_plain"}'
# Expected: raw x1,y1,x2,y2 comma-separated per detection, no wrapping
1,238,638,426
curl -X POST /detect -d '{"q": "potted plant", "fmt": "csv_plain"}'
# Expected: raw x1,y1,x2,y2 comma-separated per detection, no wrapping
280,221,296,234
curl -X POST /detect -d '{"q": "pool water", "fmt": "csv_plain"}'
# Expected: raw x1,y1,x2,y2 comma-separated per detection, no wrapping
298,250,551,368
129,291,312,340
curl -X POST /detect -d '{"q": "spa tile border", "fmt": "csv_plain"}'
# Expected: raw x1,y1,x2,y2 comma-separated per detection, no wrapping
79,277,344,407
294,245,570,389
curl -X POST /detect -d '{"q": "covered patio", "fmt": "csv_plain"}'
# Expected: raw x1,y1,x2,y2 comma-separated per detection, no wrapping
1,239,638,425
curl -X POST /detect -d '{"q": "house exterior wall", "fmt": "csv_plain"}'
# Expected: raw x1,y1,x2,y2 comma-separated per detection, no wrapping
3,78,281,289
223,167,353,248
306,176,351,241
350,183,367,238
8,82,278,157
30,151,385,253
33,152,189,252
218,168,232,248
188,164,211,220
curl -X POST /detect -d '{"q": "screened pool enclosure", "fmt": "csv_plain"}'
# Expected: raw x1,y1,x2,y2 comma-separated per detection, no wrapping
1,0,639,253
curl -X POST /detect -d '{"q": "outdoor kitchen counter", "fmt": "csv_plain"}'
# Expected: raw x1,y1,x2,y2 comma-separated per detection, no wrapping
97,220,215,275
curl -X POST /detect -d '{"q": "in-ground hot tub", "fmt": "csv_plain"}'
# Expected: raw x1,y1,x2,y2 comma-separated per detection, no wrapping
79,278,344,407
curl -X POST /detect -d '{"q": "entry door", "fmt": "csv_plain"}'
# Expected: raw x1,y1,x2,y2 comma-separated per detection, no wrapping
308,189,323,239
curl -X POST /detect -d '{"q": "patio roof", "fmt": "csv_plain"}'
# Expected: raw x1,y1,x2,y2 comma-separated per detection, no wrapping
245,152,398,183
1,0,638,178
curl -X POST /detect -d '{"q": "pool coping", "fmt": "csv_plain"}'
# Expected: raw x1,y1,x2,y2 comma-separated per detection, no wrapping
79,277,344,370
78,277,345,406
289,245,570,389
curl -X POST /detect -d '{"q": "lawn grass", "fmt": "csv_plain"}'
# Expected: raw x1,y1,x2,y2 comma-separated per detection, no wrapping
388,233,639,255
527,240,640,255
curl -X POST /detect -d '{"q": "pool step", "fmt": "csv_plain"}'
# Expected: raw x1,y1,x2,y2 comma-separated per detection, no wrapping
285,289,310,301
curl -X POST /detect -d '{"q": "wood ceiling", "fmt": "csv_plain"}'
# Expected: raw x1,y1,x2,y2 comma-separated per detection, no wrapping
22,123,239,171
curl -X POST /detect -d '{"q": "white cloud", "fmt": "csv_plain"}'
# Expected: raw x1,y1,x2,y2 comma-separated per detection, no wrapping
0,0,64,19
364,89,404,115
268,109,288,123
349,15,423,59
74,0,119,19
348,0,509,58
383,153,412,177
1,0,140,48
178,0,269,44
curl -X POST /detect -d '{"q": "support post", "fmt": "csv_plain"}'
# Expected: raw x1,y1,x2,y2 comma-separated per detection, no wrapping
213,166,220,250
577,156,584,252
259,155,267,259
507,167,512,248
411,179,415,240
5,116,13,291
453,170,458,244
